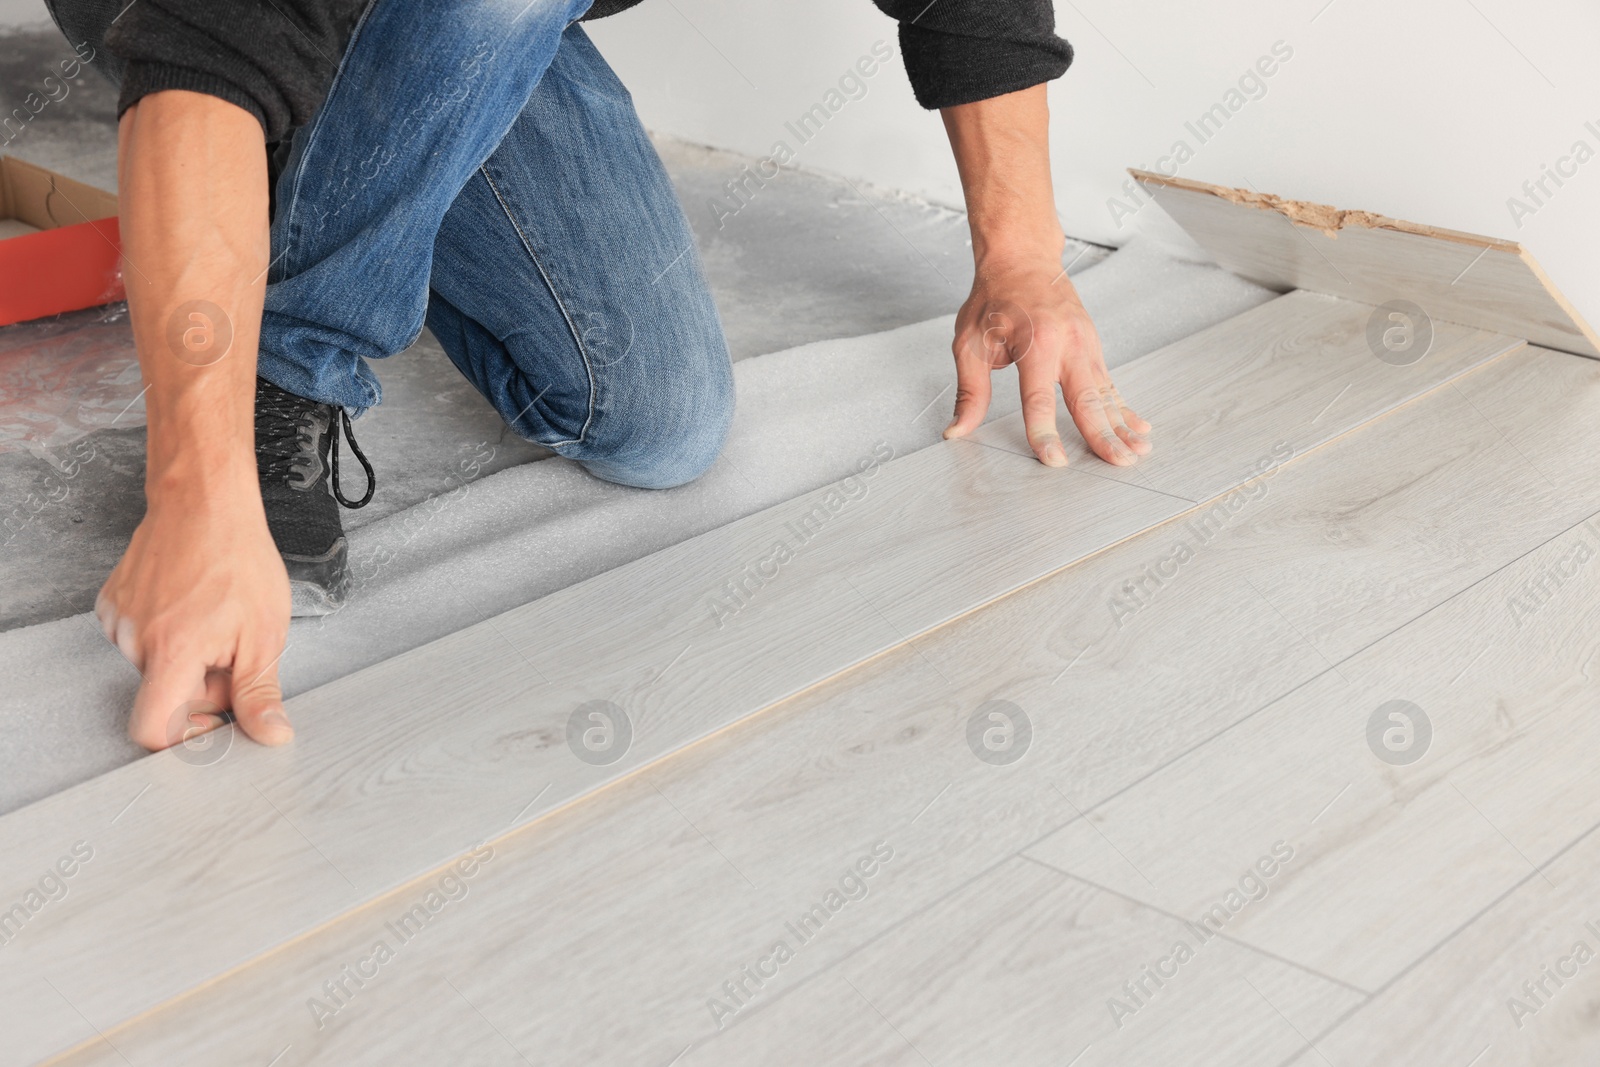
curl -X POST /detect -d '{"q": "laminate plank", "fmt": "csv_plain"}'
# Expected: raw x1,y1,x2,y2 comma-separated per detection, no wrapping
39,781,1361,1067
702,857,1365,1067
1451,342,1600,500
43,349,1581,1065
1292,822,1600,1066
1198,348,1600,663
965,289,1525,502
1025,511,1600,991
39,769,927,1067
2,296,1526,1063
0,435,1183,1065
1132,171,1600,359
249,442,1184,889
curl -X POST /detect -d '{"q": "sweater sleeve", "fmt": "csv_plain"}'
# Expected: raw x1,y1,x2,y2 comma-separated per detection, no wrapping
103,0,366,142
870,0,1073,109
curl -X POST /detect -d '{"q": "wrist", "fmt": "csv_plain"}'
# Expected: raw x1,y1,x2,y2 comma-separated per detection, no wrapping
973,240,1066,280
145,454,262,513
138,360,260,506
971,224,1065,276
143,398,260,509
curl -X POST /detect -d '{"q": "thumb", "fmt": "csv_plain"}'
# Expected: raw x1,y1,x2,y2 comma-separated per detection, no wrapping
232,642,293,746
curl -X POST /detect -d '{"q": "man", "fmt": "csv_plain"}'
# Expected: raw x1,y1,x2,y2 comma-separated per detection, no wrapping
44,0,1151,752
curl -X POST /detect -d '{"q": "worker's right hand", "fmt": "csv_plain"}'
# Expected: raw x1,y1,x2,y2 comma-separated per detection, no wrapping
96,487,294,751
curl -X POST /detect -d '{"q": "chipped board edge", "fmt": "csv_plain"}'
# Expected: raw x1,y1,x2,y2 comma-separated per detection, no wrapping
1129,169,1600,360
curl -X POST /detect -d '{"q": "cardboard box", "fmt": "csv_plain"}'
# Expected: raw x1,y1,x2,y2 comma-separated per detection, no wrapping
0,155,123,326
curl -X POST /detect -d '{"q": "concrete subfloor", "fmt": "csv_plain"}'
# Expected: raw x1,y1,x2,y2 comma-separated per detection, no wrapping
0,23,1108,632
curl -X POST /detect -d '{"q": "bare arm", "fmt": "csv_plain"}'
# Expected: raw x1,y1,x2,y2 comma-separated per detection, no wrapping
939,83,1150,467
97,89,293,749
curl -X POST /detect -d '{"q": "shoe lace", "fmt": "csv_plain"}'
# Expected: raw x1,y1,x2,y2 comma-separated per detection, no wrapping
329,407,375,509
257,385,375,509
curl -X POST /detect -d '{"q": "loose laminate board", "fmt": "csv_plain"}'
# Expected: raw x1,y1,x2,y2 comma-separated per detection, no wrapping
1132,170,1600,359
0,295,1521,1065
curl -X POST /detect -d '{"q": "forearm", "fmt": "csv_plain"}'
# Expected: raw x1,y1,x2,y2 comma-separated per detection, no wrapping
940,83,1064,270
118,90,269,507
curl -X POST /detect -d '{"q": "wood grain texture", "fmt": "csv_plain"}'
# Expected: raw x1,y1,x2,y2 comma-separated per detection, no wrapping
1298,823,1600,1066
1198,348,1600,663
1132,171,1600,359
1026,508,1600,991
39,776,1362,1067
34,349,1590,1067
966,289,1524,502
759,858,1363,1067
2,297,1539,1065
0,438,1182,1067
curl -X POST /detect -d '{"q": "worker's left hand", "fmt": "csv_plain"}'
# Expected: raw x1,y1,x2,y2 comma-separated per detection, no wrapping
943,259,1151,468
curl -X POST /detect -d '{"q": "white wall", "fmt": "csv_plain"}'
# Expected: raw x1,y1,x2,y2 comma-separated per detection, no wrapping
6,0,1596,327
587,0,1600,329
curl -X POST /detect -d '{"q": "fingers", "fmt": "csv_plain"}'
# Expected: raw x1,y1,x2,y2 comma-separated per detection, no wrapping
1112,383,1153,439
944,337,995,440
1103,382,1152,457
129,646,210,751
231,640,293,746
1064,371,1140,467
1016,351,1069,467
95,586,143,670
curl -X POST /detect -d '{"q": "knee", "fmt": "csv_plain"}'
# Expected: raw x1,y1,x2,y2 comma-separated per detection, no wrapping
580,352,735,490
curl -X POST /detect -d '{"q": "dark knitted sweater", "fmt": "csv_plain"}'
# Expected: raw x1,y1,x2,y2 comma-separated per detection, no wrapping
46,0,1072,144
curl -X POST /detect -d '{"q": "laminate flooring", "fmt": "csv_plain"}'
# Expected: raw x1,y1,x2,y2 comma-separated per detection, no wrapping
14,299,1600,1066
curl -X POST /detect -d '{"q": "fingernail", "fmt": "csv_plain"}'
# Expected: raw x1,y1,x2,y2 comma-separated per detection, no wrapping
260,709,293,737
1041,442,1068,467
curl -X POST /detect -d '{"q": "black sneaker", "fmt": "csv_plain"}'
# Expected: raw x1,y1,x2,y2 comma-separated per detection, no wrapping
254,376,374,616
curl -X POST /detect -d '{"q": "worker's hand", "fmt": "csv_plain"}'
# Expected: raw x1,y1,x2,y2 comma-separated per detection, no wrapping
96,488,293,751
944,260,1152,468
112,91,281,752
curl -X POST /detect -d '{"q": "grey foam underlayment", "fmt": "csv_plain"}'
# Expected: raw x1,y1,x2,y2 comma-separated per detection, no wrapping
0,238,1276,815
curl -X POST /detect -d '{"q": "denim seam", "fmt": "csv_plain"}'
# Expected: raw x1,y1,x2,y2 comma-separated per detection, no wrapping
274,0,385,410
479,164,597,449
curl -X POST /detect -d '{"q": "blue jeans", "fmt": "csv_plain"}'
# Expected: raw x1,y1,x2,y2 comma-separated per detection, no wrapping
258,0,734,489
